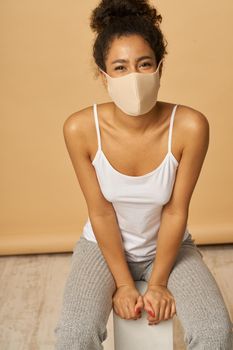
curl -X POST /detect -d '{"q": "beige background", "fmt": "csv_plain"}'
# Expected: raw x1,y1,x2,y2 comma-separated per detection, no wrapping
1,0,233,255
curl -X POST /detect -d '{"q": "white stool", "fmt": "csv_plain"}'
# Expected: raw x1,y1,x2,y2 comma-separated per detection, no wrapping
113,280,173,350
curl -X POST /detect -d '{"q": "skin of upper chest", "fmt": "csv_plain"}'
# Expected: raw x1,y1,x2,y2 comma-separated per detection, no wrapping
88,101,183,177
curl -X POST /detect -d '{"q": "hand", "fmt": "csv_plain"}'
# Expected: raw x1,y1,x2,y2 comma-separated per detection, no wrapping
142,284,176,325
112,285,144,320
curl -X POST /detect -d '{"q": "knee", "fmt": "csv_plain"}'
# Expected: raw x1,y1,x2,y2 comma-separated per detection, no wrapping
203,325,232,348
54,322,107,350
54,323,84,349
185,321,233,349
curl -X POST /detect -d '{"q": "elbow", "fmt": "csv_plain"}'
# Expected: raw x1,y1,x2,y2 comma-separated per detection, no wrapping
162,204,189,219
88,207,116,221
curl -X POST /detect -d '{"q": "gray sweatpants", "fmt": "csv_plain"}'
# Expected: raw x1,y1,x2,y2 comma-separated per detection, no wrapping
54,233,233,349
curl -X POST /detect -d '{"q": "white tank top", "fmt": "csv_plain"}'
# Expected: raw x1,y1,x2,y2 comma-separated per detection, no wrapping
81,103,190,262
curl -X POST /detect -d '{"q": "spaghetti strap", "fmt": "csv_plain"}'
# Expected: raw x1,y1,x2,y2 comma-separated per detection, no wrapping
168,104,178,154
93,103,101,151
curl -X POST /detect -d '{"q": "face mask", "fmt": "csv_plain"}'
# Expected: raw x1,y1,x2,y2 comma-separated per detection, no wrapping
99,59,163,116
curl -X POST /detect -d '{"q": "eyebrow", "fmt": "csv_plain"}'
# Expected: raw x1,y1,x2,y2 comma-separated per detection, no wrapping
111,55,154,65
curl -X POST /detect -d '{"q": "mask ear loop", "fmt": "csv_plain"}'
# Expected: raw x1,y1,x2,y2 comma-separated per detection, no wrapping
156,58,164,72
98,67,109,77
98,67,109,86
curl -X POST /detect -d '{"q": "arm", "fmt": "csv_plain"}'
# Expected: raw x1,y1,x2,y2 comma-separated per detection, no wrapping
63,110,135,289
148,109,210,287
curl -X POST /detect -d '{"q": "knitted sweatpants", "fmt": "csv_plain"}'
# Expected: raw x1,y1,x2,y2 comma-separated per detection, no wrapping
54,233,233,349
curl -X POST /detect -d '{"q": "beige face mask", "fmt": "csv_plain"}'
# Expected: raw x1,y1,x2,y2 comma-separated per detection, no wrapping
99,59,163,116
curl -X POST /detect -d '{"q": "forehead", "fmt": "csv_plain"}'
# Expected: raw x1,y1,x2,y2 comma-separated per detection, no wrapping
106,34,155,62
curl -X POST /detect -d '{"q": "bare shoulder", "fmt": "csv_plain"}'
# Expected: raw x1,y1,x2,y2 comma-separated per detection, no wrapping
63,102,112,134
173,103,209,151
63,105,94,136
176,103,209,134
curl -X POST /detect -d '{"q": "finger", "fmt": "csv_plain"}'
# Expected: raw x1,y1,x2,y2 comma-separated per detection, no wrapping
134,309,142,319
150,300,160,321
118,305,127,319
131,299,142,319
135,298,143,319
156,299,166,321
144,299,156,317
124,304,131,319
127,302,138,320
114,305,120,317
147,309,158,321
171,300,176,317
135,295,144,312
134,304,141,314
164,301,172,320
135,307,142,315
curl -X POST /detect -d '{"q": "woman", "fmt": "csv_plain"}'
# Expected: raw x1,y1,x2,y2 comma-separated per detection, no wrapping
54,1,232,349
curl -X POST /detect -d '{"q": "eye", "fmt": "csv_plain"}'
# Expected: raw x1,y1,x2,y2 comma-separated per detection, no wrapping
114,66,125,71
140,62,152,68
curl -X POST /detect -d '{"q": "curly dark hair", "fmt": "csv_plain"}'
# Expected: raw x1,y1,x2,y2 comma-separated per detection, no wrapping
90,0,168,77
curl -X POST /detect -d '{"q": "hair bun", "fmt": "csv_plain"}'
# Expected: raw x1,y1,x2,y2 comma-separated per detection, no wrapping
90,0,162,34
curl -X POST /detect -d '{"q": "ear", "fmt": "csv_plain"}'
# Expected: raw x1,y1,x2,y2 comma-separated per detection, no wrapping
159,67,162,78
159,59,164,75
99,70,108,88
158,62,163,79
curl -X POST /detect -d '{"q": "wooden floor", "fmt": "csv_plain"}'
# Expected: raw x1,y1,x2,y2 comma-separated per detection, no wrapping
0,244,232,350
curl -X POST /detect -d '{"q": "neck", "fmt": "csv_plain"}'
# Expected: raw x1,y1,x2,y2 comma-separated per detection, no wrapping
112,101,163,135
